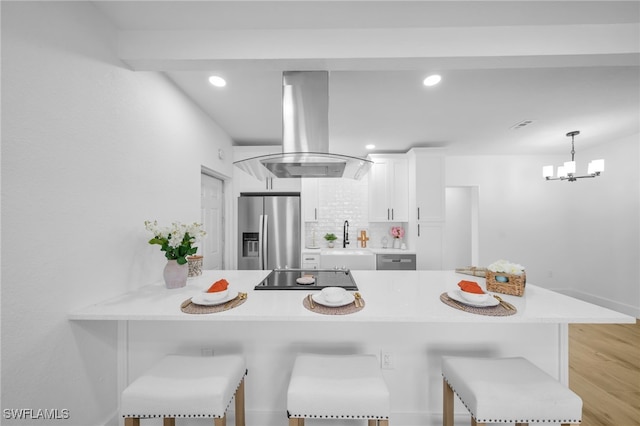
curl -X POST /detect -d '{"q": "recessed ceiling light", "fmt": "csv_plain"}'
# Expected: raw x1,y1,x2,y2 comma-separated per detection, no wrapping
423,74,442,87
365,144,376,150
208,75,227,87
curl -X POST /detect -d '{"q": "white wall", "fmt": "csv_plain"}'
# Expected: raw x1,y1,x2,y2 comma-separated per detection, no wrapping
1,2,234,424
446,133,640,317
564,134,640,316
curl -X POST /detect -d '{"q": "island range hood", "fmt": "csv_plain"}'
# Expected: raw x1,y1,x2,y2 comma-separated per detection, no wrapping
233,71,373,180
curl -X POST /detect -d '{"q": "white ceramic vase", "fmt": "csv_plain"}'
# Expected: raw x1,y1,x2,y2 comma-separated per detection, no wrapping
163,259,189,289
393,238,402,249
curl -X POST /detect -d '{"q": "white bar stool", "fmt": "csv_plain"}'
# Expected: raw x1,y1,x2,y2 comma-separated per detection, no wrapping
442,356,582,426
121,354,246,426
287,353,390,426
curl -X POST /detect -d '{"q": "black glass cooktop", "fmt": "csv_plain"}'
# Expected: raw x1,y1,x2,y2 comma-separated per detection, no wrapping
254,269,358,291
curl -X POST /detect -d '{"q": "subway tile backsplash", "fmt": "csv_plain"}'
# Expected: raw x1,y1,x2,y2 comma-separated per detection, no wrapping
303,178,405,249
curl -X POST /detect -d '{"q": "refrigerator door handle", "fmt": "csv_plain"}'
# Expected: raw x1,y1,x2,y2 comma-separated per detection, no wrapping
261,214,269,270
258,215,265,270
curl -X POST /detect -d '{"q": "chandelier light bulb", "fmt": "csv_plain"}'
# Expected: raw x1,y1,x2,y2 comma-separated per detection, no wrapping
557,166,567,179
563,161,576,175
589,159,605,174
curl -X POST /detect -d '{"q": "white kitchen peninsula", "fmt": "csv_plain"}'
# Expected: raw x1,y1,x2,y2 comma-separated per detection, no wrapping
70,270,634,426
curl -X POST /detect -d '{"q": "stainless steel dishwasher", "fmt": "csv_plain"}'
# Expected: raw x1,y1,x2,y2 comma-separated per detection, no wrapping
375,253,417,270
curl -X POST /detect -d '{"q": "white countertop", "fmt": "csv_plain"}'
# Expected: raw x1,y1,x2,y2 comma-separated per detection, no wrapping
69,270,634,324
303,247,416,254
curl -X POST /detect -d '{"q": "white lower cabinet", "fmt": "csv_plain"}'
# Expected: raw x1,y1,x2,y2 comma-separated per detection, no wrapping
301,253,320,270
415,223,443,270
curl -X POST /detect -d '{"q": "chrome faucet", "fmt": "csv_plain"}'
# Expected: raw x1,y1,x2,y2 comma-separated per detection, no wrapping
343,220,350,248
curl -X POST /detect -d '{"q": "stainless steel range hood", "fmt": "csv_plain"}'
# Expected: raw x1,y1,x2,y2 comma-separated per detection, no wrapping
234,71,373,180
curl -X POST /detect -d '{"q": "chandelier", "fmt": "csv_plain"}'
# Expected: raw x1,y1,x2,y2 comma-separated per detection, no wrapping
543,131,604,182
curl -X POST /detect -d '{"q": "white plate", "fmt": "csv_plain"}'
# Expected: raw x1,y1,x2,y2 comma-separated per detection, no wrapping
447,290,500,308
312,292,355,307
297,276,316,285
191,291,237,306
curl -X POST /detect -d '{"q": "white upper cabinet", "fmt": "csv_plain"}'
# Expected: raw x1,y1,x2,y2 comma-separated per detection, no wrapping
233,146,301,193
413,149,445,222
301,178,320,222
368,154,409,222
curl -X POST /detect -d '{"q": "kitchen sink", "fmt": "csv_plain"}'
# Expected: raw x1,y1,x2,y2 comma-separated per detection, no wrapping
320,248,375,270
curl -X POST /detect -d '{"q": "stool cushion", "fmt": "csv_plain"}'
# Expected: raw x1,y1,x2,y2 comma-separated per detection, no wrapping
287,354,390,419
442,356,582,424
121,354,245,419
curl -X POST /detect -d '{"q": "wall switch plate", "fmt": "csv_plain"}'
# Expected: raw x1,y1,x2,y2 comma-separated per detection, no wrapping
381,350,394,369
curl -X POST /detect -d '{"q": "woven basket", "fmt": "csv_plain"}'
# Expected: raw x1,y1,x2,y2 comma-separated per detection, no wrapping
485,270,526,296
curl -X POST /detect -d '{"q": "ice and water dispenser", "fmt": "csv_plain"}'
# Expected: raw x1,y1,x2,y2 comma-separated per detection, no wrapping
242,233,259,258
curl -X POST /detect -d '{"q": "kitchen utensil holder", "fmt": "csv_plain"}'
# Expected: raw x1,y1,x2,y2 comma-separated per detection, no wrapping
187,255,203,277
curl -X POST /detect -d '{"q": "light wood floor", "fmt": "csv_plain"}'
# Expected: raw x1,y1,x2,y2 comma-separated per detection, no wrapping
569,319,640,426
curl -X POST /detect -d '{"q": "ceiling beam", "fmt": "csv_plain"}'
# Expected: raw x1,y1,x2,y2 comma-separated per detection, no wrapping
118,23,639,71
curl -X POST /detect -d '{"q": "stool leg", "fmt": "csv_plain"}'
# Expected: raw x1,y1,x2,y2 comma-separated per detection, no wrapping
288,418,304,426
443,379,454,426
163,418,176,426
368,420,376,426
214,414,226,426
471,418,485,426
124,418,140,426
235,377,246,426
378,420,389,426
515,423,528,426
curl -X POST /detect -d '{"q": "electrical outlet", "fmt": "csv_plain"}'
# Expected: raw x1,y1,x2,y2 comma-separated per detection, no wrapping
381,351,394,369
201,347,214,357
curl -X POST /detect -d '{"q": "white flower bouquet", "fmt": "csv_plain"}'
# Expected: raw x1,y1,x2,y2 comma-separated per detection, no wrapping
487,259,525,276
144,220,206,265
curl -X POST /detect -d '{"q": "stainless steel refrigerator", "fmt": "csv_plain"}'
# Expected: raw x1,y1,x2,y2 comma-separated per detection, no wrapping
237,194,301,270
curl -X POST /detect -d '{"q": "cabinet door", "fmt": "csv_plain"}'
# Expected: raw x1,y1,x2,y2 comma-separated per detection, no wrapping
301,178,319,222
415,223,443,270
368,160,391,221
368,156,409,222
415,153,444,221
271,176,301,192
390,160,409,221
301,253,320,269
